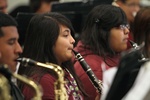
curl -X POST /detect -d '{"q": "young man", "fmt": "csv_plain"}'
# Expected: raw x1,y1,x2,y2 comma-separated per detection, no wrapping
0,11,23,100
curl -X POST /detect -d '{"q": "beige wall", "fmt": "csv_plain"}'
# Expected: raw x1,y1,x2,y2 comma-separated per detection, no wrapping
7,0,28,13
7,0,150,13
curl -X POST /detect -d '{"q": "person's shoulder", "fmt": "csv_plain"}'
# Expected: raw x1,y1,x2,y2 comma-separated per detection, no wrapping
39,74,56,99
84,54,103,63
40,73,56,82
41,74,55,80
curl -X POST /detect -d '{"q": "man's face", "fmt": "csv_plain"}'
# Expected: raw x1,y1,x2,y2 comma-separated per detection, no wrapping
0,26,22,72
0,0,7,13
120,0,140,23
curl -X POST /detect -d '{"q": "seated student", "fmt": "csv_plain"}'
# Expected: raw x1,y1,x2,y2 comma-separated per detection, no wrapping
18,12,88,100
112,0,141,49
101,7,150,100
73,5,129,100
0,11,23,100
122,20,150,99
112,0,141,39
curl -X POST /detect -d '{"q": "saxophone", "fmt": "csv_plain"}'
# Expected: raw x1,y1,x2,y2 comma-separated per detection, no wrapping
0,64,42,100
0,73,12,100
17,57,68,100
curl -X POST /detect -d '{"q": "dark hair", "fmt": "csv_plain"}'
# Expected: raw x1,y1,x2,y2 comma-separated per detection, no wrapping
0,11,17,37
80,5,128,57
133,7,150,58
18,12,87,96
29,0,58,12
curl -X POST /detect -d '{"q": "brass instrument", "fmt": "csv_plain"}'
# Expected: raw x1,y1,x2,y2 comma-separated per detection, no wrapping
13,71,42,100
0,64,42,100
0,73,12,100
17,57,68,100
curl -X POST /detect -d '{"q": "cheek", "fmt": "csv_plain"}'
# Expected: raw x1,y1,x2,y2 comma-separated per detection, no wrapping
56,43,67,53
109,38,119,51
1,48,12,58
1,51,12,63
0,51,13,69
110,32,123,45
53,42,67,57
109,31,126,52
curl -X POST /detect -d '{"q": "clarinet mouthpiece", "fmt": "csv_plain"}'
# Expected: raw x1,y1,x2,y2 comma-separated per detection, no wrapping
72,49,78,55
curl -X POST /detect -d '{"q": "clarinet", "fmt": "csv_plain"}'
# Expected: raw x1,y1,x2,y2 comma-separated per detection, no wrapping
129,40,139,49
72,49,103,94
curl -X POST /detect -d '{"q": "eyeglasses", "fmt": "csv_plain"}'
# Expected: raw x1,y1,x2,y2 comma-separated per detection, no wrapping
119,24,130,30
116,24,130,35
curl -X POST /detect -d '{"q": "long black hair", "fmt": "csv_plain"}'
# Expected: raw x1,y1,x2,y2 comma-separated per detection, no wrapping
81,5,128,57
18,12,87,96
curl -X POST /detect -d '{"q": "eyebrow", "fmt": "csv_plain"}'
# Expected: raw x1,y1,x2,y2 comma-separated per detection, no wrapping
7,37,18,41
64,29,69,32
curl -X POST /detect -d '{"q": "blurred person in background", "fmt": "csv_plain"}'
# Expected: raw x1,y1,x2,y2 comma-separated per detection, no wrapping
29,0,59,13
0,0,7,13
133,7,150,58
9,0,59,17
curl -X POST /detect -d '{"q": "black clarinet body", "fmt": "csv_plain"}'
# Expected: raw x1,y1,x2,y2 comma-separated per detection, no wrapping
72,50,103,94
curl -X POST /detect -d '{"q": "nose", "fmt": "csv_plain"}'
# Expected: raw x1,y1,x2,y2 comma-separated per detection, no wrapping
70,35,75,44
15,42,23,54
124,27,130,35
